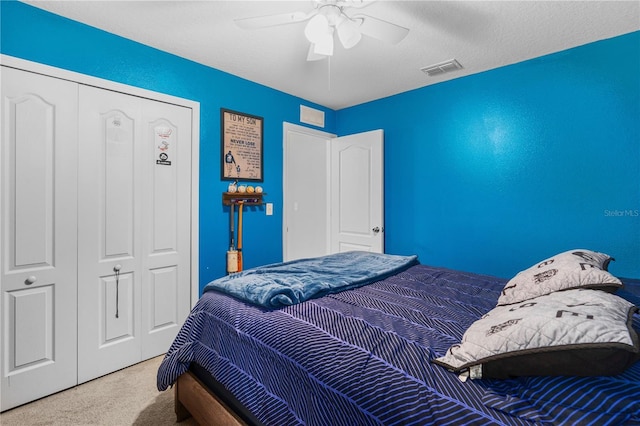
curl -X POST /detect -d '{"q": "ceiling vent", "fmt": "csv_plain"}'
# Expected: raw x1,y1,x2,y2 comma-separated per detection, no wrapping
421,59,463,77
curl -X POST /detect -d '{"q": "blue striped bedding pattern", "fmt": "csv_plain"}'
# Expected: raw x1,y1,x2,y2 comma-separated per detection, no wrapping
157,264,640,425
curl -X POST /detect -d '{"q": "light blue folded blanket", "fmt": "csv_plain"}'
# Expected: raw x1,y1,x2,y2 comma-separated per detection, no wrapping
204,251,419,308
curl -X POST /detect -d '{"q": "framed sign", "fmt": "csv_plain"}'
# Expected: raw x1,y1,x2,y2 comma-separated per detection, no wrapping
221,108,264,181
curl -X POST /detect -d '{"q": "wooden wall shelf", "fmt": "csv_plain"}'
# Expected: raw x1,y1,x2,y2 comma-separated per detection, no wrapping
222,192,265,206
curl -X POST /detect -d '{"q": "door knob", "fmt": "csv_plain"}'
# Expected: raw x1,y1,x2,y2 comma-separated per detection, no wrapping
372,227,380,234
25,276,37,285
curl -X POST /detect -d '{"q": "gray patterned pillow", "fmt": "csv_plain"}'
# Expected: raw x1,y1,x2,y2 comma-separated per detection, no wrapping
497,249,622,306
433,289,639,379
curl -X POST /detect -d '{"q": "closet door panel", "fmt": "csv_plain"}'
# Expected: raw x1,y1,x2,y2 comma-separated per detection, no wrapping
8,286,52,366
101,272,135,343
150,119,178,252
77,86,143,384
1,67,78,411
149,266,178,327
141,102,192,358
103,111,136,258
12,96,53,266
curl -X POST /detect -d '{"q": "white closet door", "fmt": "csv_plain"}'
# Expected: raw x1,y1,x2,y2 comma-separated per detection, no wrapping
76,85,191,382
140,98,192,359
1,67,79,410
77,85,143,383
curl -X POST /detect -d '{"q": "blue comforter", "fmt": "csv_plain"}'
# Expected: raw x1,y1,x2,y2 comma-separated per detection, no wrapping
203,251,419,308
158,264,640,425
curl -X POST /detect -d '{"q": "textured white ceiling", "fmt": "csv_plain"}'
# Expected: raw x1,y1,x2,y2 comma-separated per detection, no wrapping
23,1,640,109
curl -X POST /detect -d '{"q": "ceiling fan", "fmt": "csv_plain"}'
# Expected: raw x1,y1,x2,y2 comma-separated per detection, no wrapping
235,0,409,61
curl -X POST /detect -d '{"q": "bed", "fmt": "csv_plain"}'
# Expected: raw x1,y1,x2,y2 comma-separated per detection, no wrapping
157,250,640,425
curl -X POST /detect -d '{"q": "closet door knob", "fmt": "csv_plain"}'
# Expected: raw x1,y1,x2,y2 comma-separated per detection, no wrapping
25,276,37,285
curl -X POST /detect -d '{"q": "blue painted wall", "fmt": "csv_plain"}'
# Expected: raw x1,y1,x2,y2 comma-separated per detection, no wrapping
2,2,638,283
337,31,640,279
0,1,336,291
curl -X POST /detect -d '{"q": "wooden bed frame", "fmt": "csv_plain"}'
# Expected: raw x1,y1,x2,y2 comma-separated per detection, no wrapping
175,371,246,426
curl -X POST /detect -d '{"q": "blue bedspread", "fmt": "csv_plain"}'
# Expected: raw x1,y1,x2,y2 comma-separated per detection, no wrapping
158,264,640,426
203,251,418,308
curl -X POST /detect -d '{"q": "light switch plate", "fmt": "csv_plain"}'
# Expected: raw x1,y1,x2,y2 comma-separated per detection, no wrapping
266,203,273,216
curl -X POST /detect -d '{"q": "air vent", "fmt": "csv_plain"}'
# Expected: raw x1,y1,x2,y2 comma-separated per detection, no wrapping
300,105,325,128
421,59,463,77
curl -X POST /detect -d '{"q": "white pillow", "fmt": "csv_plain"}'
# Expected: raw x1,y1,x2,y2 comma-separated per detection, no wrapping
497,249,622,306
433,289,639,379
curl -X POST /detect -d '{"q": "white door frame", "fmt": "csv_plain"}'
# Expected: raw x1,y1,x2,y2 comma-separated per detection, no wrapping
0,55,200,306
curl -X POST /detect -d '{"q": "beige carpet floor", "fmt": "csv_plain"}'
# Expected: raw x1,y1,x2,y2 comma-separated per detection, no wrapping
0,355,198,426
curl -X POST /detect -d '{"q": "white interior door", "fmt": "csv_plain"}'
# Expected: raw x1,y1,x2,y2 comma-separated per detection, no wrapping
77,86,192,383
77,86,143,383
283,123,334,261
140,97,192,359
283,125,384,260
1,67,79,410
330,130,384,253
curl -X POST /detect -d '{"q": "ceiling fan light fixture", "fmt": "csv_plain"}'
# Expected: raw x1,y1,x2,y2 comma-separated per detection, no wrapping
235,0,410,62
304,14,330,43
337,18,362,49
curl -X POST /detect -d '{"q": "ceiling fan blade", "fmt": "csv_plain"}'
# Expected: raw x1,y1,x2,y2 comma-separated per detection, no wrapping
306,44,327,61
354,14,409,44
235,10,315,29
336,0,376,9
